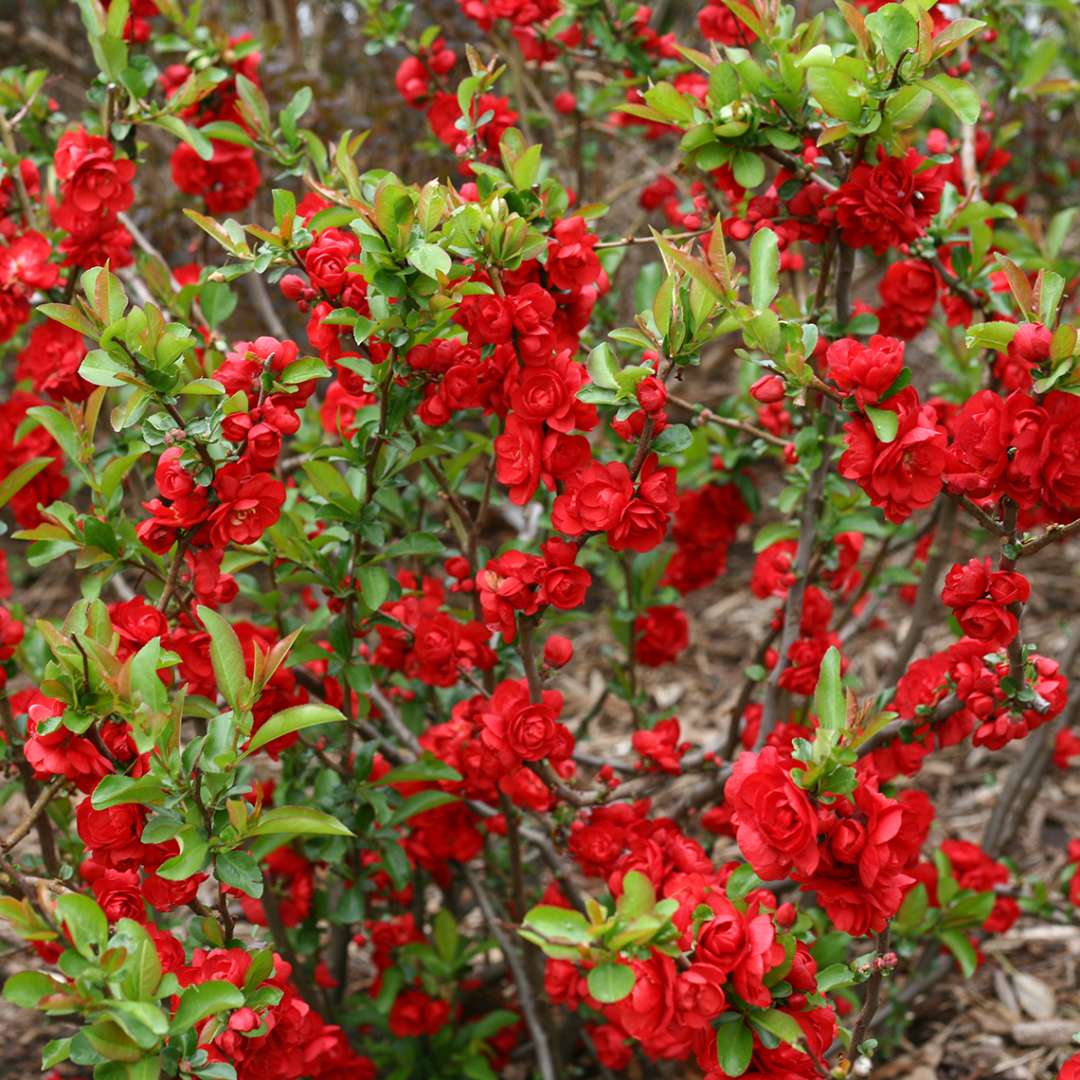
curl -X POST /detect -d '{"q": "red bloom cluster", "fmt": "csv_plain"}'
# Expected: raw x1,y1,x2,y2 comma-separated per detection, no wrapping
828,149,944,254
553,454,676,552
840,387,948,522
476,539,592,640
137,337,305,589
51,128,136,271
178,948,373,1079
941,558,1029,647
875,259,939,340
0,229,59,342
726,746,932,935
0,391,69,526
165,43,262,213
372,570,496,687
944,386,1080,517
16,323,90,402
825,334,905,409
662,480,752,593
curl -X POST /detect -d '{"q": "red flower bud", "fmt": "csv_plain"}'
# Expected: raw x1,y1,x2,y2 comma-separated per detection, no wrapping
751,374,785,403
636,376,667,415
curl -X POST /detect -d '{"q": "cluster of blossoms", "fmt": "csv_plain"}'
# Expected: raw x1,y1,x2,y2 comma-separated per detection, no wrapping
941,558,1030,647
722,747,933,936
553,802,834,1076
165,39,262,213
135,335,302,604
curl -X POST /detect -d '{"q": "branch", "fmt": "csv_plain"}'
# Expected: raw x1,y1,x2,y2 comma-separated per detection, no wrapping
463,864,558,1080
758,405,836,747
668,392,790,448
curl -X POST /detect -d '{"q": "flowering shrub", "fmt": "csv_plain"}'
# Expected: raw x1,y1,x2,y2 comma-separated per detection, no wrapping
0,1,1077,1078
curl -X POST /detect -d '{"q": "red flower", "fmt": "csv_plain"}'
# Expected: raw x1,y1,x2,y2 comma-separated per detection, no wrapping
634,605,689,667
303,228,359,296
209,464,286,547
828,149,943,254
553,460,633,535
16,323,90,402
92,869,145,923
726,746,820,879
546,216,602,292
171,141,260,215
632,717,686,774
839,388,947,522
674,962,727,1028
495,414,543,505
388,988,451,1037
76,799,147,869
53,128,136,215
825,334,905,409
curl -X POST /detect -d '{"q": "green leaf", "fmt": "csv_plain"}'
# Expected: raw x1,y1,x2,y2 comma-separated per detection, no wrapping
617,871,656,918
26,406,80,464
215,850,264,898
280,86,313,143
154,114,213,161
56,894,108,957
387,789,458,827
0,457,53,511
816,962,855,993
938,928,978,978
197,606,248,711
651,424,693,455
92,774,166,809
749,227,780,311
407,242,451,279
587,343,620,390
753,522,799,553
375,754,463,785
965,321,1019,352
814,646,845,732
3,970,60,1008
280,357,330,385
586,963,636,1004
884,85,932,129
520,905,591,946
356,565,390,611
169,980,244,1035
752,1007,803,1046
244,703,345,756
199,281,237,327
864,405,899,443
864,4,917,67
807,67,863,122
918,75,981,125
732,150,765,190
38,302,97,337
715,1018,754,1076
725,863,763,902
235,74,271,135
154,827,208,880
247,806,354,838
113,919,162,1000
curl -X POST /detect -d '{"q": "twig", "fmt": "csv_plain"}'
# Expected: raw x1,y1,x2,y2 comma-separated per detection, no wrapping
758,405,835,747
464,864,558,1080
848,930,891,1060
885,498,957,686
0,777,66,853
668,392,790,448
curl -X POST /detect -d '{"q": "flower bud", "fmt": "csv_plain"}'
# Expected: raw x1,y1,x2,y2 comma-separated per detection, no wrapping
553,91,578,114
543,635,574,668
636,376,668,415
750,374,785,403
